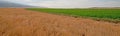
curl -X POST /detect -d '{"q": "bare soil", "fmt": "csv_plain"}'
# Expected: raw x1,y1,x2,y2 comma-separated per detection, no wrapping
0,8,120,36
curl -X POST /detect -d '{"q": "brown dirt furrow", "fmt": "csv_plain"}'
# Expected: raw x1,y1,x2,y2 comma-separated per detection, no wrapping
0,8,120,36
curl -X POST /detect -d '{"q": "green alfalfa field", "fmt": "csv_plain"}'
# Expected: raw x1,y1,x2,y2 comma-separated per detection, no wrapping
27,8,120,23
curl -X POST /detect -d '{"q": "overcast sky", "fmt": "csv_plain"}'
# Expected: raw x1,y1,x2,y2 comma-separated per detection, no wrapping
2,0,120,8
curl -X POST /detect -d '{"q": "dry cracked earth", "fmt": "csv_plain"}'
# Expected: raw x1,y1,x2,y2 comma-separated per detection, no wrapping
0,8,120,36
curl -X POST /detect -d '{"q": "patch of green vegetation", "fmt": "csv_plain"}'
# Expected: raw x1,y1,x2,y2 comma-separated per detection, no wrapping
27,8,120,20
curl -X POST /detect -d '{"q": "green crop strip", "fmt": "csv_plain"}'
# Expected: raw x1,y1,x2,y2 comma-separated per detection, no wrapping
27,8,120,21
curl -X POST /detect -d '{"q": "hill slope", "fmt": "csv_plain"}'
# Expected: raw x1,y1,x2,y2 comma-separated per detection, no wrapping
0,1,34,8
0,8,120,36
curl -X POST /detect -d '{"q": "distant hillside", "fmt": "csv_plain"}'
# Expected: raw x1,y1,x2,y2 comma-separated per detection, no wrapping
0,1,36,8
90,7,120,9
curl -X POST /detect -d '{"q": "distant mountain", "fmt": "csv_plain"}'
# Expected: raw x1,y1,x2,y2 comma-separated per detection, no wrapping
0,1,36,8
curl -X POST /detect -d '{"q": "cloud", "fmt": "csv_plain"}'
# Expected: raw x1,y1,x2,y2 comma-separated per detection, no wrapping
29,0,120,8
2,0,120,8
28,0,92,8
3,0,32,3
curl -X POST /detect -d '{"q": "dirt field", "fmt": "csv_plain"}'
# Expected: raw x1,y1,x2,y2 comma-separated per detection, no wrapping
0,8,120,36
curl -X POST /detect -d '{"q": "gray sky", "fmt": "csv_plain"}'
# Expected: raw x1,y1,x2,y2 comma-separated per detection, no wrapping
1,0,120,8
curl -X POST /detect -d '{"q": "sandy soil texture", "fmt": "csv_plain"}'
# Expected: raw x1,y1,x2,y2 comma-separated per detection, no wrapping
0,8,120,36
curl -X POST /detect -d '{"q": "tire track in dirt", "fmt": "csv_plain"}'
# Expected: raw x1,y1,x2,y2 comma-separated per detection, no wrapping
0,8,120,36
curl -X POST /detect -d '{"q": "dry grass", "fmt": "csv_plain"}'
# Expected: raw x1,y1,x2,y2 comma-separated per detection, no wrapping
0,8,120,36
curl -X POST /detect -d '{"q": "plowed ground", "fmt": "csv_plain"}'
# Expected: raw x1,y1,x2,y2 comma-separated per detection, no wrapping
0,8,120,36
